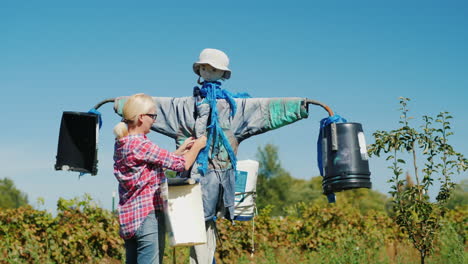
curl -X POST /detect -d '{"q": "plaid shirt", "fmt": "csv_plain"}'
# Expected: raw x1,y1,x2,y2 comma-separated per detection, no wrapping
113,134,185,239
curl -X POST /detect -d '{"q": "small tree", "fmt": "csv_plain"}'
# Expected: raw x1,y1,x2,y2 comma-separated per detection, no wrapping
368,97,467,264
0,177,28,209
256,144,293,215
255,144,321,215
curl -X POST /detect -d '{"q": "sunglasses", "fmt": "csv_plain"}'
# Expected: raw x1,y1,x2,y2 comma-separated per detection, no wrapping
144,113,158,120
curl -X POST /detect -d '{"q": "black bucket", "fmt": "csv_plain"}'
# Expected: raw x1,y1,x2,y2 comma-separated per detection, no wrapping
320,122,371,194
55,111,99,175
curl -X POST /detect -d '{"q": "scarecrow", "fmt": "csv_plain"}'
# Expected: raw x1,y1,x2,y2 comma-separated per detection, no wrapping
114,48,318,264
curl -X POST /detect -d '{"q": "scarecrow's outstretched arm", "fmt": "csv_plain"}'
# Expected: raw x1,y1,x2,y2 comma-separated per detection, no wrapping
114,96,310,144
112,96,332,144
232,97,308,142
232,97,333,143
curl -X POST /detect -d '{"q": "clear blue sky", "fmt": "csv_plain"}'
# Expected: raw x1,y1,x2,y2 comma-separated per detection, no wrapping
1,1,467,212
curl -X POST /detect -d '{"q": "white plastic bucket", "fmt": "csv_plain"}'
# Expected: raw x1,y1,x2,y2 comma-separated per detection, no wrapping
234,160,259,221
166,182,207,246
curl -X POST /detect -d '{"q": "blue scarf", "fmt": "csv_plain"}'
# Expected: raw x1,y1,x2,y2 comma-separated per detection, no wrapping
195,81,251,175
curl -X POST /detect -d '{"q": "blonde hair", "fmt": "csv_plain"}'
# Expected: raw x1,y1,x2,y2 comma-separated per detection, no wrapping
113,93,155,139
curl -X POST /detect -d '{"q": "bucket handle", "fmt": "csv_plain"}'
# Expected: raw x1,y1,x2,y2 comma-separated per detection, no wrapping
306,99,339,151
330,123,338,151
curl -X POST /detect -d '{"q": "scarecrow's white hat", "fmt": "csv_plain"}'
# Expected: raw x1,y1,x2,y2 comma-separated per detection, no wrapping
193,48,231,79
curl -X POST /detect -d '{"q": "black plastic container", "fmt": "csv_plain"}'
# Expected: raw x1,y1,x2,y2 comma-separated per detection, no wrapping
55,111,99,175
320,122,371,194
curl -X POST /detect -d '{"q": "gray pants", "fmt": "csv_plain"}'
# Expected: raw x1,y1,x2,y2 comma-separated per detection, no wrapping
189,220,217,264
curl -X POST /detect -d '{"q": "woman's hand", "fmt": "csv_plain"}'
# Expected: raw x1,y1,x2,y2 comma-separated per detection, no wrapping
181,136,207,170
174,137,196,155
192,136,207,150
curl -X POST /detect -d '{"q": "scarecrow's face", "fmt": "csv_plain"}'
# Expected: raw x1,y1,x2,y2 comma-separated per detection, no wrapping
200,64,225,81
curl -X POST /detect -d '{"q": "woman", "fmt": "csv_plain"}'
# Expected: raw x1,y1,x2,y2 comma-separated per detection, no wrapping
113,93,206,264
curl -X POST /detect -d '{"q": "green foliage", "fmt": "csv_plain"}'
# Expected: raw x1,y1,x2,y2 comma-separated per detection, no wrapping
0,195,465,263
445,179,468,210
165,170,177,178
0,194,124,263
428,219,467,264
214,203,466,264
0,178,28,209
368,97,468,264
334,187,391,213
255,144,313,215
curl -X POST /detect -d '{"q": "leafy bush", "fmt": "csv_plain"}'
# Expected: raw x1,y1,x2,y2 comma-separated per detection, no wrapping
214,203,397,264
0,195,465,263
0,194,124,264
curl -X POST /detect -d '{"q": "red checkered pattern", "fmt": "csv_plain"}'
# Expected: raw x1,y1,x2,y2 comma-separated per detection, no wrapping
113,134,185,239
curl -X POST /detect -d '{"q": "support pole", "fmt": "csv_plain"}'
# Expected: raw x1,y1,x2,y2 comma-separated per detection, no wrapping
92,98,334,117
305,98,334,117
93,98,115,110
